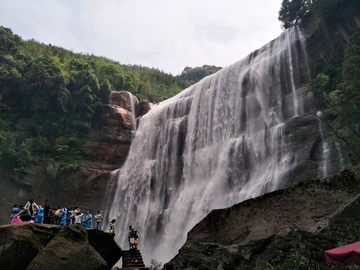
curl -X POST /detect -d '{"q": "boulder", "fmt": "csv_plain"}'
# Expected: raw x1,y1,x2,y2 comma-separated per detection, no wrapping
168,170,360,269
102,104,136,130
27,224,108,270
0,223,61,270
0,223,122,270
139,100,152,116
109,91,138,113
87,229,122,268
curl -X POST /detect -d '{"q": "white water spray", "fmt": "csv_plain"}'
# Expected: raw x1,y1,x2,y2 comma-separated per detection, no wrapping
106,27,340,265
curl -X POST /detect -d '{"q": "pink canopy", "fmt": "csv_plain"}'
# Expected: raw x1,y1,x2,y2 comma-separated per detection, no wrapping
325,242,360,266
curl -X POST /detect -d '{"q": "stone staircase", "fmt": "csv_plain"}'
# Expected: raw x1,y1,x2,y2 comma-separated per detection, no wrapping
116,249,149,270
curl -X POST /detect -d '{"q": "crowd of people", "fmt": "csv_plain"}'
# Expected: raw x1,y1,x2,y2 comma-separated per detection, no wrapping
10,198,103,229
10,198,142,259
9,199,211,269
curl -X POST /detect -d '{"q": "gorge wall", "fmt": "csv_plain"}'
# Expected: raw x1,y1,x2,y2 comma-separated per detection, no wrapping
105,23,354,265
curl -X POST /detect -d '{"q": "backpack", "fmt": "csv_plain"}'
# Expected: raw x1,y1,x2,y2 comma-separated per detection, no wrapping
55,209,60,217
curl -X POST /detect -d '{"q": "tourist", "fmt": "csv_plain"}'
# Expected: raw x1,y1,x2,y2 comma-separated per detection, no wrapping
75,212,83,224
72,207,80,224
130,232,139,262
30,208,37,223
128,226,134,246
47,207,55,224
82,213,87,226
43,199,51,224
94,211,103,230
65,208,72,225
10,205,19,223
25,198,39,217
11,214,22,224
85,210,93,228
14,205,31,222
54,207,61,224
35,205,44,223
60,207,66,225
109,219,116,238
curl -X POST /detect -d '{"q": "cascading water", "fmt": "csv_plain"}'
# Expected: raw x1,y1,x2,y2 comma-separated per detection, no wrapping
105,26,346,265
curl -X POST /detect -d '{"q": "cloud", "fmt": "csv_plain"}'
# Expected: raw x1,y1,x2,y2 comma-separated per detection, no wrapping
0,0,283,75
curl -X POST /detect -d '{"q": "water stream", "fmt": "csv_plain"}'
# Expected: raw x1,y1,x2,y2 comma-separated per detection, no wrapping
105,26,345,264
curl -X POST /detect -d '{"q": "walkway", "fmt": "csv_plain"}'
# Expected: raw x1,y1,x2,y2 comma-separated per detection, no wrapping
112,249,149,270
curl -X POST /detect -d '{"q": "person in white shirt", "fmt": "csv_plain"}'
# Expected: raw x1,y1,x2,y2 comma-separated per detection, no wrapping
94,211,103,230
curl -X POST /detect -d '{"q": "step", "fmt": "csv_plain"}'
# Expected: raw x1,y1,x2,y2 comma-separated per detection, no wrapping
111,266,150,270
121,249,146,268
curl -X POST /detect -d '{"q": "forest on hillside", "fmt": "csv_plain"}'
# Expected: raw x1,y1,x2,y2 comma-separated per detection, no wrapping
0,26,221,181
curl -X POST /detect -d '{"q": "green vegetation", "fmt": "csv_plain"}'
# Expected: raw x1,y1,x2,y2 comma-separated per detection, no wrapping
278,0,357,29
285,0,360,161
278,0,311,29
0,26,216,181
177,65,222,83
328,32,360,157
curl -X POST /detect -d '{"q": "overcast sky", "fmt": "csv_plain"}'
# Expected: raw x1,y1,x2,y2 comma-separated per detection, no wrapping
1,0,283,75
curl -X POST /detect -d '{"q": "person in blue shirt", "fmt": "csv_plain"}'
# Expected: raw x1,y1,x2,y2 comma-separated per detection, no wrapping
85,211,93,228
82,213,87,226
10,205,19,223
35,205,44,223
60,208,66,225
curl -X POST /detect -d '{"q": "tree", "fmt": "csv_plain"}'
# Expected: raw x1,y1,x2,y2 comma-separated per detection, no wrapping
278,0,311,29
330,32,360,140
22,53,70,114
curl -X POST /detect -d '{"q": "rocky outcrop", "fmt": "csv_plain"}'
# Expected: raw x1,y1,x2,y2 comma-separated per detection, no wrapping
0,223,121,270
80,91,152,165
87,229,123,268
0,222,61,270
83,90,139,165
167,170,360,270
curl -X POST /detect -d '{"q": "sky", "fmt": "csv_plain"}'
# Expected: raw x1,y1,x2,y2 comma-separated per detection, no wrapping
1,0,284,76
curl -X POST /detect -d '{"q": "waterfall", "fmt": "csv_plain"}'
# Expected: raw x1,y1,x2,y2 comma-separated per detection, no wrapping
316,111,330,178
106,26,334,264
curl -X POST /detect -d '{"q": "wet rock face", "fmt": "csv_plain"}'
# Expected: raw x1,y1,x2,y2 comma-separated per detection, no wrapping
80,91,153,165
168,170,360,270
302,2,360,65
109,91,139,113
83,90,139,164
0,223,121,270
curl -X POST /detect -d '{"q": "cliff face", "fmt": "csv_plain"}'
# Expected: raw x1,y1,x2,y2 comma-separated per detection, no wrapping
0,91,151,225
301,1,360,65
